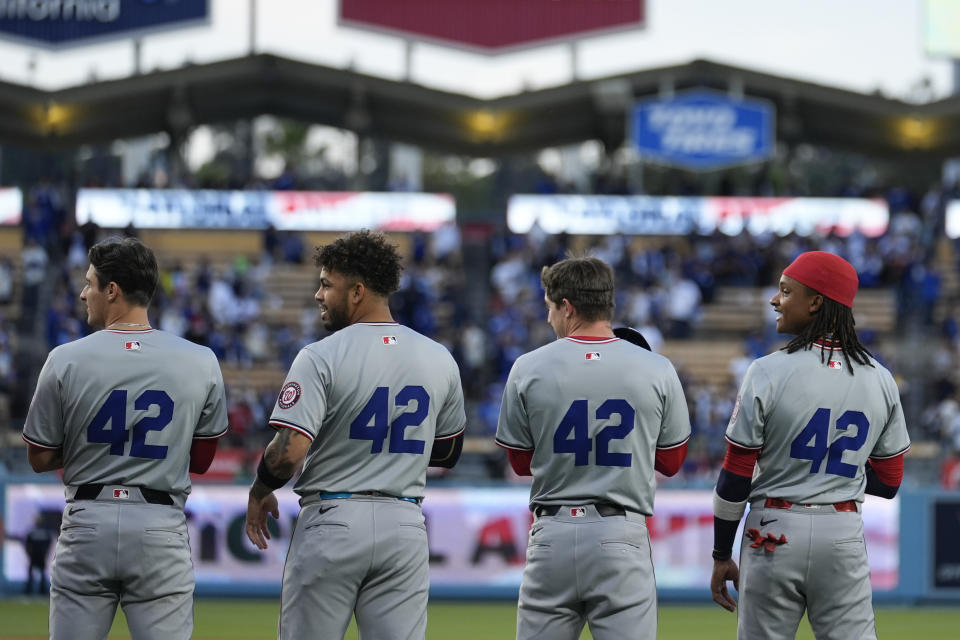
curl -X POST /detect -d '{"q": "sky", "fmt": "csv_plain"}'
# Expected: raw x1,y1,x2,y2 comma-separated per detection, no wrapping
0,0,955,102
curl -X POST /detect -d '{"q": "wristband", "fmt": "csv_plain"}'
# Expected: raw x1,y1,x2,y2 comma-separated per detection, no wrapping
712,549,732,561
256,456,290,490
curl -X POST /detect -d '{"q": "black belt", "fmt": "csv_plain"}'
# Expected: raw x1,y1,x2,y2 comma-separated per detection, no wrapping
74,484,174,506
535,503,626,517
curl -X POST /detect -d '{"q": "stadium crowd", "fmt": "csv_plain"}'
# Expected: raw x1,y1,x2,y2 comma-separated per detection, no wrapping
4,173,960,486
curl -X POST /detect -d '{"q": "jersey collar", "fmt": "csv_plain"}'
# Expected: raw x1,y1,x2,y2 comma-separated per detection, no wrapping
812,337,843,351
565,335,618,344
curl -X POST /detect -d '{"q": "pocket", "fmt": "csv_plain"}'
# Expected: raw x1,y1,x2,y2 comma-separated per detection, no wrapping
600,540,644,555
834,537,864,548
60,524,96,538
304,520,349,530
143,528,188,550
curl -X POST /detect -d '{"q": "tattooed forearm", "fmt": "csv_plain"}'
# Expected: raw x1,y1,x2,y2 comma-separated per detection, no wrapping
264,429,300,478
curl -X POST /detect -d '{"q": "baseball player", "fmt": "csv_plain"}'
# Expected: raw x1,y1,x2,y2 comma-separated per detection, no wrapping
244,230,466,640
495,255,691,640
710,251,910,640
22,236,228,640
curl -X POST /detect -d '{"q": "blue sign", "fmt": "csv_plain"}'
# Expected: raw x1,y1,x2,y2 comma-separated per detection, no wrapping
0,0,208,46
631,90,775,171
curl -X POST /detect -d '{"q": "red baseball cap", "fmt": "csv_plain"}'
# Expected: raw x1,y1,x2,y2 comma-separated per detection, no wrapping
782,251,858,308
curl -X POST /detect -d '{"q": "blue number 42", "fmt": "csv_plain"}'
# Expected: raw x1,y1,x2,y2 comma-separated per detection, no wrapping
86,389,174,459
789,408,869,478
553,399,635,467
350,386,428,454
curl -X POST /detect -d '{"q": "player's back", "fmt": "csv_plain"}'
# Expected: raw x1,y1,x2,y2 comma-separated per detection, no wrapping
743,347,909,504
506,337,689,515
35,329,223,497
280,322,464,499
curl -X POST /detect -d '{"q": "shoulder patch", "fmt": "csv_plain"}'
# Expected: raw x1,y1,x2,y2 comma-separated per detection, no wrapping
278,382,302,409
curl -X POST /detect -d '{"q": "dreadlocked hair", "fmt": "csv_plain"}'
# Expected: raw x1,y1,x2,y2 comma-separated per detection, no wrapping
784,293,874,375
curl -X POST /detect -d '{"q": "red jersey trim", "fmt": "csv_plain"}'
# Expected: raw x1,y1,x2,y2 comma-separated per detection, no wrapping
104,329,157,334
22,434,60,450
870,444,911,459
656,436,690,450
436,426,466,440
565,336,618,344
722,443,760,477
655,441,687,476
869,453,905,486
724,435,763,451
192,427,228,440
812,338,843,351
494,438,534,452
268,420,315,441
506,449,533,476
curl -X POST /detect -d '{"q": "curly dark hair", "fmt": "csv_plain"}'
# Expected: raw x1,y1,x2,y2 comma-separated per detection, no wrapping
784,290,874,375
314,230,403,296
88,236,159,307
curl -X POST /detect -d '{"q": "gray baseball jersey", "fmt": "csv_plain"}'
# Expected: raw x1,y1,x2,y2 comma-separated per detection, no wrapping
269,322,465,499
23,329,228,499
495,336,690,515
22,328,228,640
269,321,465,640
725,345,910,504
496,336,690,640
726,342,909,640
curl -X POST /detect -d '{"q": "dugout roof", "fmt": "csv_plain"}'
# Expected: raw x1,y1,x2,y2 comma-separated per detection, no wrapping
0,54,955,160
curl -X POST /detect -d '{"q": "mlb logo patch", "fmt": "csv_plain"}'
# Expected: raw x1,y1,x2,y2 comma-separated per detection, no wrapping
570,507,586,517
382,336,398,345
113,489,130,500
828,360,842,369
585,352,601,360
124,341,141,351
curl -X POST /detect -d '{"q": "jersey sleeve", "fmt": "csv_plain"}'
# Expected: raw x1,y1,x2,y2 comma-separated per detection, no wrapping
656,361,692,448
22,352,64,449
435,357,466,439
869,374,911,459
495,359,534,451
724,359,770,450
268,346,328,441
193,353,229,439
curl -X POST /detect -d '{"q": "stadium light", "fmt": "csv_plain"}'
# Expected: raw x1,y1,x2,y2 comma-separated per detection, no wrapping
893,116,938,149
465,109,511,142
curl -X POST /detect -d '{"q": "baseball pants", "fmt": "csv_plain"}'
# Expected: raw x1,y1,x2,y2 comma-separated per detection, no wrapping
49,487,194,640
516,504,657,640
738,502,877,640
280,495,429,640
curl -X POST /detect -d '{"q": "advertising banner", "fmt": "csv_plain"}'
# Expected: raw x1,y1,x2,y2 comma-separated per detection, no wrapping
0,0,208,46
0,188,21,225
340,0,645,52
3,484,900,592
632,90,775,171
933,501,960,588
508,195,888,237
75,189,456,231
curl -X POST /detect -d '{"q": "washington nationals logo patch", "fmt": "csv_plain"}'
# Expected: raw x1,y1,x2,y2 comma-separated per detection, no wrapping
278,382,302,409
